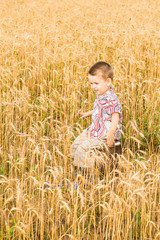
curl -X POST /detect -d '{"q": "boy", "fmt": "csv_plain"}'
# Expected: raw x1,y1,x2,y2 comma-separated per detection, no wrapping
71,61,122,171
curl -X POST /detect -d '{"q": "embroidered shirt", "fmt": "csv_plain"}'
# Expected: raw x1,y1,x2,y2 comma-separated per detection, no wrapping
90,87,122,140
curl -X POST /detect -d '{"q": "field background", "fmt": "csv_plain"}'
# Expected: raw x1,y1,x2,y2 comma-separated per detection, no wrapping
0,0,160,239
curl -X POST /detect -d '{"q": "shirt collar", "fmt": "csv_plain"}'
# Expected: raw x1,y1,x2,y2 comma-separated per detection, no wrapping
97,86,115,100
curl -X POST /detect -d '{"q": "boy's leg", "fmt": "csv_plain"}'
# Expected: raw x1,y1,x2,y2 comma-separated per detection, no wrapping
109,143,122,170
100,142,122,176
70,129,89,159
73,137,105,169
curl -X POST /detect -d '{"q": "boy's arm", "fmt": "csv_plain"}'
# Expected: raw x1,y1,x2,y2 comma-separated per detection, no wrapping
79,110,93,119
104,112,120,147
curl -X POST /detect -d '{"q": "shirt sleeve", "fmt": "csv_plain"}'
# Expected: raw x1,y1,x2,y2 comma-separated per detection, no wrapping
109,99,122,115
99,96,122,116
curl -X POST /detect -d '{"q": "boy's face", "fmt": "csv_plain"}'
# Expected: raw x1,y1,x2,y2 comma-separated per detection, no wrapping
88,74,111,96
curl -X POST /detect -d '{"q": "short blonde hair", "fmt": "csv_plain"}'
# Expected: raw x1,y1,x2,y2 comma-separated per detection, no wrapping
88,61,113,81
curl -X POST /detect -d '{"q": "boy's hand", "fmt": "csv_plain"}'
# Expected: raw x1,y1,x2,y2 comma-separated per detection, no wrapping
102,130,115,147
79,111,88,119
78,110,93,119
106,130,115,147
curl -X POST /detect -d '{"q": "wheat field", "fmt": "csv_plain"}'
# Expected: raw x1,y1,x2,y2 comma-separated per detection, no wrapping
0,0,160,239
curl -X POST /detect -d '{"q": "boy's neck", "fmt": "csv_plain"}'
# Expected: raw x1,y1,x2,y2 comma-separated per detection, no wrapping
98,86,111,96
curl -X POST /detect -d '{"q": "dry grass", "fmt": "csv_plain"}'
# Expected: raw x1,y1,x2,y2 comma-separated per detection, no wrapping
0,0,160,239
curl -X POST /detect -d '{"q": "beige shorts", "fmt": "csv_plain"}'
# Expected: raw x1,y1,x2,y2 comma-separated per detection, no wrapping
71,129,107,168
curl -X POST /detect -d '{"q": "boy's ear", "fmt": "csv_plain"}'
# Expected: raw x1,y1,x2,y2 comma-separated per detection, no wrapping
107,78,112,85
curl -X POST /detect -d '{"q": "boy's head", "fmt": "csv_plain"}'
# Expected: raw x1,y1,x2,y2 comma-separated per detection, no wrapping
88,61,113,96
88,61,113,81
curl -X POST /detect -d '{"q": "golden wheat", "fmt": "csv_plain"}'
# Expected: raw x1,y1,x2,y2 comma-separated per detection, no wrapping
0,0,160,239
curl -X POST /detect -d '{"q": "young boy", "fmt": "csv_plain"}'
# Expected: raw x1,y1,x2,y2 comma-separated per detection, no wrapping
71,61,122,171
